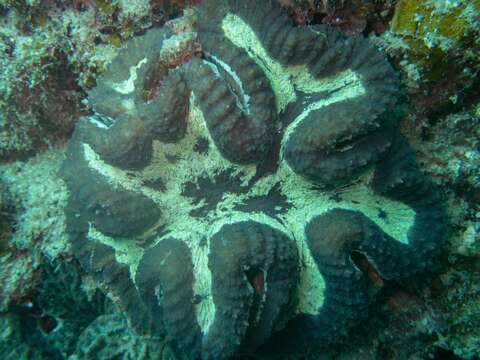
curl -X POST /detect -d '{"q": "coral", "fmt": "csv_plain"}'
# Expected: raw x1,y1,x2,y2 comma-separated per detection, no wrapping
60,0,447,358
0,314,46,360
71,313,165,360
35,259,105,355
184,54,276,163
0,256,105,359
135,223,298,358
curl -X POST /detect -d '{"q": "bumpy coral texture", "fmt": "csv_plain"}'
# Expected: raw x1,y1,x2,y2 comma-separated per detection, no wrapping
73,314,165,360
60,0,447,358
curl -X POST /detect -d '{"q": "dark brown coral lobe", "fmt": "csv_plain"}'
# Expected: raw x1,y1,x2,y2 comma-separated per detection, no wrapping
206,221,298,358
136,238,201,356
61,123,161,238
135,222,298,360
184,53,276,164
77,116,153,170
87,27,174,119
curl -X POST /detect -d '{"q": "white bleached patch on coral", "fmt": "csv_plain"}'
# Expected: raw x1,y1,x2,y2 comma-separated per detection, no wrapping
87,224,144,280
206,54,251,114
111,57,148,95
222,13,296,112
190,242,215,335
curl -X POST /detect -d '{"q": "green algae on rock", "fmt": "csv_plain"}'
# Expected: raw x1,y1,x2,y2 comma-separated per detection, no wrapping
436,264,480,359
60,0,448,358
389,0,480,114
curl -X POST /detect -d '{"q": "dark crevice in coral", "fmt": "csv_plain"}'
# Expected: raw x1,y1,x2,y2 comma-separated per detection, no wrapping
143,177,167,191
194,136,210,155
0,200,16,257
244,267,265,335
431,347,464,360
350,250,384,291
234,184,291,220
249,126,283,184
183,170,248,217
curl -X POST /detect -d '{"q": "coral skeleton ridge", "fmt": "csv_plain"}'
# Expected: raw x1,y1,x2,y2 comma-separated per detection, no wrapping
60,0,447,358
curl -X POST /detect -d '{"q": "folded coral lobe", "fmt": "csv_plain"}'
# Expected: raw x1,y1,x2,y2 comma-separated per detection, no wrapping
372,136,448,268
205,221,298,358
136,238,202,357
87,27,173,119
61,120,161,238
281,33,400,187
61,121,162,335
184,42,277,164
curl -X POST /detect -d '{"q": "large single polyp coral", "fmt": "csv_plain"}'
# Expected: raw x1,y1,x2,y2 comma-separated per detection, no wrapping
60,0,447,358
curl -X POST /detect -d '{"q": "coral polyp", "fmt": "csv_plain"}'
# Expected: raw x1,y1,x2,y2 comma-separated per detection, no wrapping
60,0,447,358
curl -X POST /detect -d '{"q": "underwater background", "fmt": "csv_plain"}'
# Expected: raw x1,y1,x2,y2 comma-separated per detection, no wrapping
0,0,479,359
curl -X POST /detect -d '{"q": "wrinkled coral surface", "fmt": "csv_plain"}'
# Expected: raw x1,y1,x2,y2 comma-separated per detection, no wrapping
59,0,447,358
